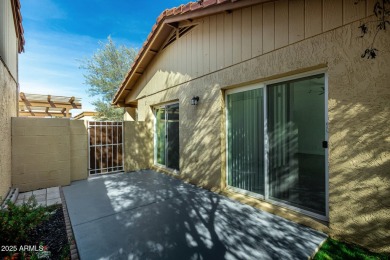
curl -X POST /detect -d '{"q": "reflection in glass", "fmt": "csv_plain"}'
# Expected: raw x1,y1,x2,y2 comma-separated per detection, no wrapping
156,107,166,165
166,104,180,170
267,75,326,215
155,104,180,171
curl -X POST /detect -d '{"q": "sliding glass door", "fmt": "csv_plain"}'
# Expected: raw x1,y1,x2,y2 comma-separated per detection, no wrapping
227,88,265,195
155,103,180,171
156,107,166,165
226,73,327,218
267,75,326,216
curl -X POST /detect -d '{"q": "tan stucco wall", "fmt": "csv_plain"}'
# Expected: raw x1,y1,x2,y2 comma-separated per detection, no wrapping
12,118,88,191
0,60,17,201
123,121,153,172
70,120,88,181
129,16,390,253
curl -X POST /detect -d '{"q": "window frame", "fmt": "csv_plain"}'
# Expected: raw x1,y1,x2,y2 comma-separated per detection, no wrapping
153,101,180,173
225,69,329,221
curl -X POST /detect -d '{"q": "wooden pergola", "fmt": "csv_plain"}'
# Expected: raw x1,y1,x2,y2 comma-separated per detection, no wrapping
19,92,82,118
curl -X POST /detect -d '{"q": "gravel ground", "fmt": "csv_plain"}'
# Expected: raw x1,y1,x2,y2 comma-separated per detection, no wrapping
28,205,70,259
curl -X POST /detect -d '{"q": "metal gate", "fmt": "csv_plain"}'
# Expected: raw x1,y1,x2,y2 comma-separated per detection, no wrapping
88,121,124,175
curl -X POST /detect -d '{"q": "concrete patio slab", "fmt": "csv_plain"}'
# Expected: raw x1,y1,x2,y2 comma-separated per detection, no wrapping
63,170,327,260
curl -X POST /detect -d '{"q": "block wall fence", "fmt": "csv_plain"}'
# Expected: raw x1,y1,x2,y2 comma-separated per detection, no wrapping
11,118,88,192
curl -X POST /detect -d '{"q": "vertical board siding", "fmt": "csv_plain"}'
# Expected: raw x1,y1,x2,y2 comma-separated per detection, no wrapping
242,7,252,61
191,27,199,78
197,24,204,77
203,16,211,74
224,12,233,67
181,32,186,75
167,40,173,73
343,0,366,24
0,0,18,79
323,0,343,31
209,15,217,72
190,26,196,77
182,33,187,76
289,0,305,44
232,9,242,64
187,32,192,77
216,13,225,69
263,2,276,53
275,0,289,49
133,0,370,93
251,4,263,57
366,0,377,16
172,38,178,75
305,0,323,38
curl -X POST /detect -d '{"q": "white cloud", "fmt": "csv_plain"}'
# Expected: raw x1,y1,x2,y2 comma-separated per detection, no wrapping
19,30,102,112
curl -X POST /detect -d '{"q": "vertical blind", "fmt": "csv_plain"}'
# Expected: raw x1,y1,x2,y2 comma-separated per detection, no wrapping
267,83,299,203
227,88,264,195
227,74,326,217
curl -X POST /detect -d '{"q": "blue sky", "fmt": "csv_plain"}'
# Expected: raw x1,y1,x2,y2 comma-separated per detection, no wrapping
19,0,190,116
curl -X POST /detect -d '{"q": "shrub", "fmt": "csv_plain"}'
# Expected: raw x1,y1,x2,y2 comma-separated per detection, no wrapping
0,196,52,246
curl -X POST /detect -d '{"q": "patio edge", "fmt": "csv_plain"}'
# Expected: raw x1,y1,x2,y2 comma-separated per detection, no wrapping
60,187,80,260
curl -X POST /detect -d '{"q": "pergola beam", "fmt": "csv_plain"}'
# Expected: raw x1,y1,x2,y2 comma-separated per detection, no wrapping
20,92,26,100
19,111,66,117
19,93,82,118
19,101,81,109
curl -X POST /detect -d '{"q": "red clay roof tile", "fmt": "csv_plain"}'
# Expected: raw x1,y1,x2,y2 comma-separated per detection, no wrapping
182,3,192,13
166,8,175,16
173,5,183,15
156,11,166,23
190,2,203,11
11,0,25,53
203,0,217,7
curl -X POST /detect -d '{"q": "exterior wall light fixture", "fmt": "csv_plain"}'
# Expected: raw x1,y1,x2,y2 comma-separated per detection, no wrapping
191,96,199,105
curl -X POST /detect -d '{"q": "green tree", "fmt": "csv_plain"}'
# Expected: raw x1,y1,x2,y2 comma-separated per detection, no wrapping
80,36,137,120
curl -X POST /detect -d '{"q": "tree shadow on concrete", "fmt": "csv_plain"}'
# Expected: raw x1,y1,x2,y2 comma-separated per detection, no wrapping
74,171,326,260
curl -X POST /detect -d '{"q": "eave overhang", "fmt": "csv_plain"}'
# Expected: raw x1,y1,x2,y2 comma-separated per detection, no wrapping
10,0,25,53
112,0,267,106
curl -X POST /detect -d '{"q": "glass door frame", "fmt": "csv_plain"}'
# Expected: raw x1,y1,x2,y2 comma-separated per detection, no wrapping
154,102,180,172
225,83,267,201
225,69,329,221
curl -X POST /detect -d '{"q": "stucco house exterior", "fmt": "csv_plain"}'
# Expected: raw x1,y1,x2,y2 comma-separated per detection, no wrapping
0,0,24,201
113,0,390,253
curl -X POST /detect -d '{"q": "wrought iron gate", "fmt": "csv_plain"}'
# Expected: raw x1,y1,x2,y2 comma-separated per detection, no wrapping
88,121,124,175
